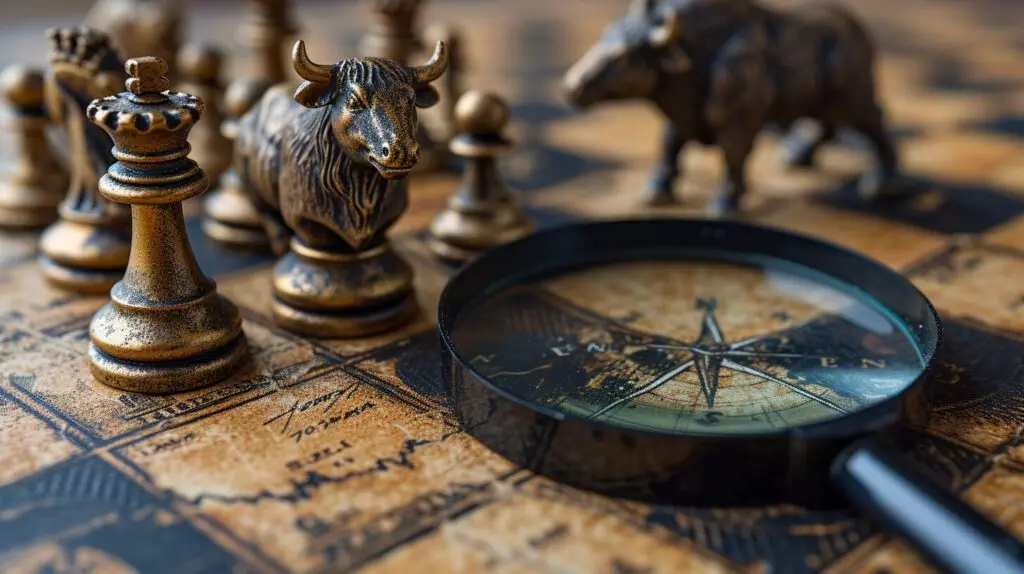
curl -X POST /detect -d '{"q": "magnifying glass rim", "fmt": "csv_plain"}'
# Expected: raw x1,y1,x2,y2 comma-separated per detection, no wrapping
438,217,943,443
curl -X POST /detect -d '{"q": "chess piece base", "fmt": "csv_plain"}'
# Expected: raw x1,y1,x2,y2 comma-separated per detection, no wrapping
272,239,417,338
0,205,58,229
38,219,130,293
0,180,64,228
273,293,418,339
428,198,534,264
88,334,248,393
38,255,124,294
202,217,270,250
202,177,270,249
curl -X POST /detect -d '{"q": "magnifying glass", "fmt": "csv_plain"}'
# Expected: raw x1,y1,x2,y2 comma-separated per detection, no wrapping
438,218,1024,573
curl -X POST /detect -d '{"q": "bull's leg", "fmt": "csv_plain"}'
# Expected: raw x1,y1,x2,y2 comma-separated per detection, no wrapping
851,103,906,201
641,123,685,207
708,129,756,216
780,122,836,169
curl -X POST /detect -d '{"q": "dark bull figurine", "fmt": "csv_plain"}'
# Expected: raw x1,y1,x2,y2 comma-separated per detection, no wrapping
564,0,902,213
237,39,447,256
235,40,447,337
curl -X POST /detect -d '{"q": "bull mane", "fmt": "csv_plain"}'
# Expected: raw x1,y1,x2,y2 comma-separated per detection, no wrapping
338,57,414,88
285,103,391,250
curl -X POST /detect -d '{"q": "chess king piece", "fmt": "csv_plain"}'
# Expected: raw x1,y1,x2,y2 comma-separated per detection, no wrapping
0,66,68,228
86,0,182,80
360,0,445,173
239,0,296,85
428,90,533,263
563,0,903,214
39,27,131,293
236,40,448,337
86,57,248,393
202,77,272,249
178,44,231,187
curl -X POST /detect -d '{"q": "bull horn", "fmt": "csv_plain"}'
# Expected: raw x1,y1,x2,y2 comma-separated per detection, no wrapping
292,40,332,84
410,41,448,84
648,11,682,47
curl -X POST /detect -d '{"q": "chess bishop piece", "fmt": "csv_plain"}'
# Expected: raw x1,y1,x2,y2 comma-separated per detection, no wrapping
428,90,533,263
201,78,272,249
360,0,444,172
39,27,131,294
178,44,231,188
0,66,68,228
86,57,248,393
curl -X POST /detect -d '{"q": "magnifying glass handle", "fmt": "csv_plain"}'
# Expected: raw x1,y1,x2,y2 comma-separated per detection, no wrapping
832,436,1024,574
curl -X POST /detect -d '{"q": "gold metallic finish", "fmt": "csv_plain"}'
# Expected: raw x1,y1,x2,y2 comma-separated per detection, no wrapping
177,44,232,187
360,0,447,173
239,0,296,85
39,218,131,269
423,23,464,144
39,27,131,292
288,237,388,262
273,241,413,312
272,296,418,339
86,0,182,81
86,57,248,393
201,77,272,250
0,66,68,229
428,90,534,264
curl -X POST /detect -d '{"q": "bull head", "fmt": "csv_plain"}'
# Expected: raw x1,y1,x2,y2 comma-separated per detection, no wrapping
292,40,448,179
564,1,689,108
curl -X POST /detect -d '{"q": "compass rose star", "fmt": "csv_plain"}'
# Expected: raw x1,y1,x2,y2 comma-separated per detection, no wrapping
590,298,850,420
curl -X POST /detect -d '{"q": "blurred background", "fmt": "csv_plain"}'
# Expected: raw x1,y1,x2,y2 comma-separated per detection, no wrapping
0,0,1020,218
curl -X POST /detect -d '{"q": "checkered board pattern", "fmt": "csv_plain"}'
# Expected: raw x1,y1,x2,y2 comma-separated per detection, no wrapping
0,0,1022,571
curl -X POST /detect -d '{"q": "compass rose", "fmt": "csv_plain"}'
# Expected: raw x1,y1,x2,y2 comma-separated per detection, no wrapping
590,298,850,419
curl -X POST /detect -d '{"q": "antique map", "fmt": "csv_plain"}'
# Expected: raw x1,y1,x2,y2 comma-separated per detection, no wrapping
0,0,1023,572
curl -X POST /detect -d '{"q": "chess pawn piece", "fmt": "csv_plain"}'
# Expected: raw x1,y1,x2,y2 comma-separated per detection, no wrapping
86,0,182,80
202,78,271,249
360,0,443,173
239,0,296,85
428,90,534,263
86,57,248,393
39,27,131,294
178,44,231,187
0,66,68,228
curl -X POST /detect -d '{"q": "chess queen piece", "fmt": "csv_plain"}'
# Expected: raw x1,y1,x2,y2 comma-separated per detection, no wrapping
236,40,448,337
86,0,182,80
0,66,68,228
201,78,272,249
86,57,248,393
428,91,533,263
39,27,131,293
360,0,444,173
178,44,231,187
239,0,296,85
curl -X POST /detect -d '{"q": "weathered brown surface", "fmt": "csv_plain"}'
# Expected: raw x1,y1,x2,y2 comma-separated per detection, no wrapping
0,0,1021,572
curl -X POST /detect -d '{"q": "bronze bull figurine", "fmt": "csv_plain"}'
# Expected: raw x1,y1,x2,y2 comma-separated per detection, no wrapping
236,39,447,255
564,0,902,213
